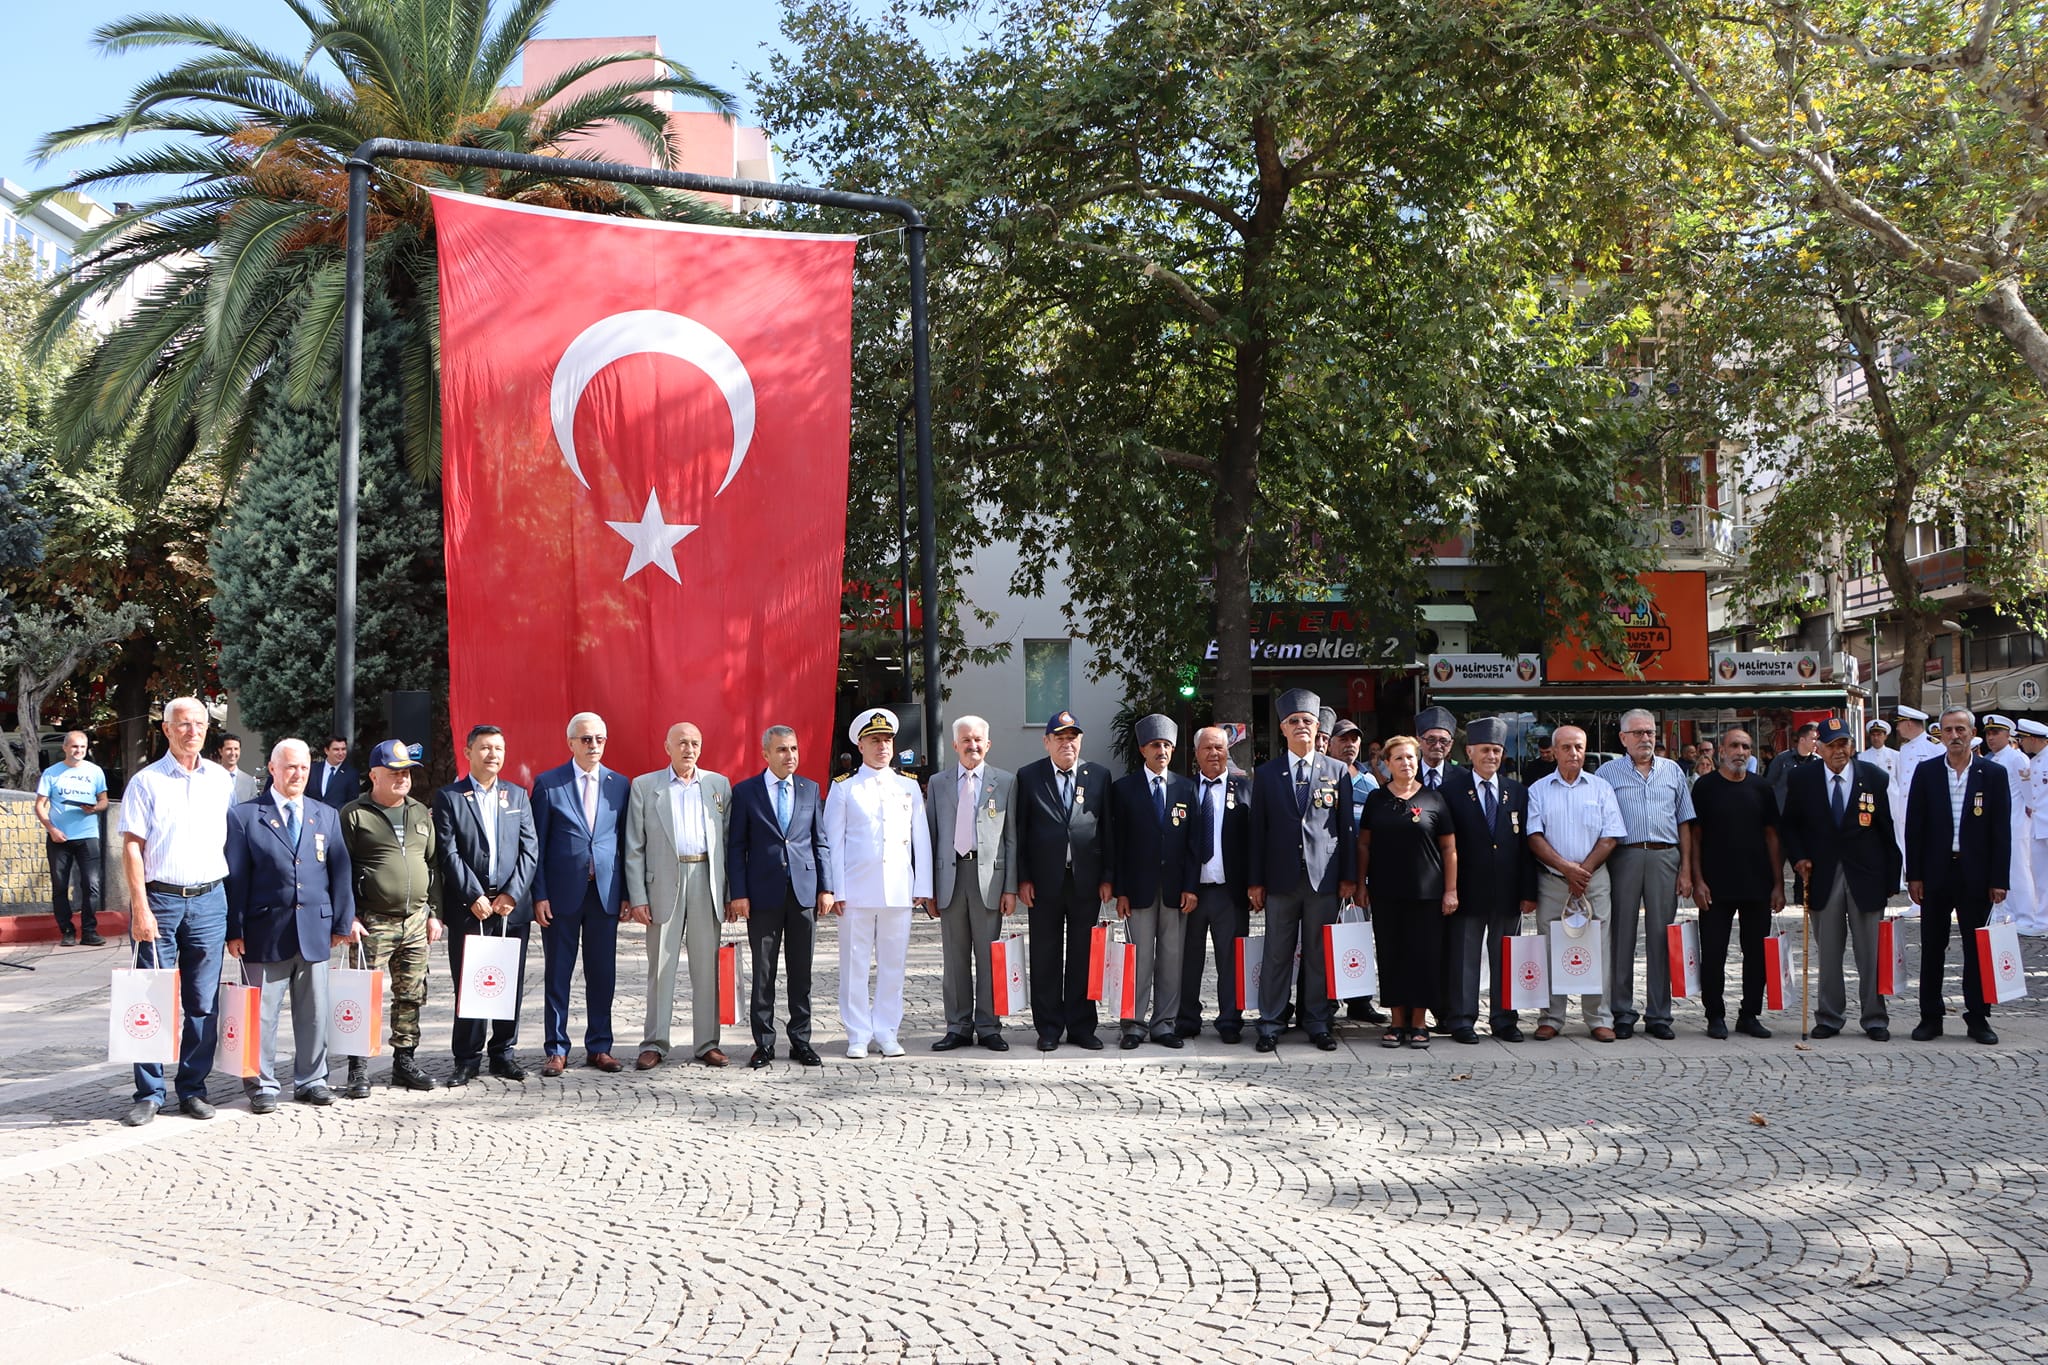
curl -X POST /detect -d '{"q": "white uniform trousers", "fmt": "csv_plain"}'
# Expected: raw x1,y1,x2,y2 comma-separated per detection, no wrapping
839,905,914,1048
2026,838,2048,936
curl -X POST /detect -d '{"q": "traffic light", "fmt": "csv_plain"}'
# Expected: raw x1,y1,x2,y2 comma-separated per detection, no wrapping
1176,663,1199,699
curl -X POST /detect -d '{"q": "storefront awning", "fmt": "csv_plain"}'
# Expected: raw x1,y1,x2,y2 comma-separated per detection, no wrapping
1441,689,1851,712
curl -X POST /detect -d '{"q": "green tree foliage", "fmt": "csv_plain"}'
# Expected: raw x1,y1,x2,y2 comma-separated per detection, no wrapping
0,592,150,789
212,302,448,753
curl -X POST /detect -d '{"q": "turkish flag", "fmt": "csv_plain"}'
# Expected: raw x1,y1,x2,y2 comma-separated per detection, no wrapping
434,192,858,786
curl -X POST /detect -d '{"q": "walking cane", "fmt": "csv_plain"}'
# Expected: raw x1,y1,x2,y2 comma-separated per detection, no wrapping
1799,870,1812,1043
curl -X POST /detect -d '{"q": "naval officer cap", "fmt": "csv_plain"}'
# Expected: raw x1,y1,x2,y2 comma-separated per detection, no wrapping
1465,716,1510,747
2017,718,2048,738
1276,688,1321,721
1134,714,1178,746
1866,718,1892,734
1897,704,1930,722
1414,705,1458,738
1984,713,2015,731
849,707,899,744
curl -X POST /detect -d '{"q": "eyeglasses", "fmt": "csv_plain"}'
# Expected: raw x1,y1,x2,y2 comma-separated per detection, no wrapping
1622,729,1655,737
575,735,607,745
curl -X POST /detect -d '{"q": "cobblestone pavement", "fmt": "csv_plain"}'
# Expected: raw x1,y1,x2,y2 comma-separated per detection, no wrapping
1,909,2045,1364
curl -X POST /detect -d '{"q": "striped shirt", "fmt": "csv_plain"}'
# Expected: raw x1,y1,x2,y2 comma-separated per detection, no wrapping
119,753,234,885
1594,755,1697,844
1526,769,1628,865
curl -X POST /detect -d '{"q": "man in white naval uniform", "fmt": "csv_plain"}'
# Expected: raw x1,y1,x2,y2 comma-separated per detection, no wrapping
824,708,933,1058
2016,719,2048,936
1859,719,1898,802
1891,705,1943,914
1981,716,2037,930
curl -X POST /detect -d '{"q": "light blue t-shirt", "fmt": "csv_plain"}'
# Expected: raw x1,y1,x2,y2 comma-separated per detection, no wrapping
38,760,107,841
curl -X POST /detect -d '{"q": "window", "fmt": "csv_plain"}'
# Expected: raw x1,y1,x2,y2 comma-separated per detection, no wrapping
1023,639,1071,721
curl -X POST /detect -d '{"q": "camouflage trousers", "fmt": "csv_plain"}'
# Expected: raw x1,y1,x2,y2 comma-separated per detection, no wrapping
359,906,430,1050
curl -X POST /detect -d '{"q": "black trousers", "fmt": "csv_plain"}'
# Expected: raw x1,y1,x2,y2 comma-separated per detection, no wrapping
48,838,101,934
1920,883,1993,1029
1178,884,1247,1032
1700,898,1769,1021
1028,870,1101,1042
748,888,815,1049
446,914,531,1061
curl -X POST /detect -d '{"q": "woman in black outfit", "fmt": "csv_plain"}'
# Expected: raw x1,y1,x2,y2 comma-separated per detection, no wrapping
1357,735,1458,1047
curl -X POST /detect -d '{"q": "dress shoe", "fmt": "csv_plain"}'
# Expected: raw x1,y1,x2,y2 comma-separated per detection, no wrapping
1311,1033,1338,1052
178,1096,216,1119
585,1052,623,1074
1735,1015,1772,1039
1809,1024,1841,1040
1254,1035,1277,1052
346,1057,372,1098
81,932,106,947
448,1058,482,1086
1347,1001,1388,1024
296,1084,334,1105
931,1033,972,1052
698,1048,729,1068
1155,1034,1184,1049
1451,1027,1480,1045
1494,1025,1525,1043
979,1034,1010,1052
1533,1025,1560,1041
1865,1027,1891,1042
391,1048,438,1089
1119,1035,1143,1051
1910,1022,1942,1042
791,1043,823,1066
1071,1035,1105,1051
121,1100,157,1127
1590,1027,1616,1042
1706,1019,1730,1040
541,1054,568,1077
846,1041,869,1059
1612,1021,1635,1040
1176,1021,1200,1038
1218,1028,1243,1044
877,1036,906,1058
1037,1037,1059,1052
635,1050,663,1071
1646,1022,1676,1041
1968,1024,1999,1045
748,1047,773,1069
59,929,77,947
249,1093,278,1115
490,1055,528,1081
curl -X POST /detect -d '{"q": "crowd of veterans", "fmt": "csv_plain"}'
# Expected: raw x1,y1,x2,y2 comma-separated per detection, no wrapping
37,686,2043,1126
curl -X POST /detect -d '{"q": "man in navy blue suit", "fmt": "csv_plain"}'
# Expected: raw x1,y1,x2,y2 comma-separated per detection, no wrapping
1248,687,1356,1052
1177,726,1254,1043
1439,717,1538,1044
310,735,361,810
225,738,356,1112
531,711,631,1075
1905,706,2012,1044
727,724,836,1069
1013,711,1117,1051
1110,714,1199,1049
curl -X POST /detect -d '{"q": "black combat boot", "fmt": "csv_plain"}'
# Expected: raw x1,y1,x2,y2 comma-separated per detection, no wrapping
390,1047,437,1091
345,1056,371,1099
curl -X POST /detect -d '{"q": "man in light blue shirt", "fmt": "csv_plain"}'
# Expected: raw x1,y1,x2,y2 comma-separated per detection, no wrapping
1596,709,1697,1041
1526,724,1628,1040
34,732,109,946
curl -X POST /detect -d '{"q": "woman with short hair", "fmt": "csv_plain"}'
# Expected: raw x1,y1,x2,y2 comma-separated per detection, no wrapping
1356,735,1458,1047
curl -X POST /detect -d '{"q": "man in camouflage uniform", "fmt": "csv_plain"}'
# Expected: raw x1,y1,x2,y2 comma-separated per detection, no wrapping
339,740,444,1094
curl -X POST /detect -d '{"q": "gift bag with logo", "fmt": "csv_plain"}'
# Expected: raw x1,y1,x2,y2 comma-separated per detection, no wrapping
327,943,385,1057
456,919,522,1021
990,931,1028,1017
108,942,181,1065
1500,934,1550,1009
1763,917,1797,1012
1666,920,1701,999
214,980,263,1078
1976,918,2030,1003
717,934,745,1027
1547,907,1605,997
1091,924,1136,1017
1235,933,1264,1013
1877,918,1909,996
1324,917,1378,1000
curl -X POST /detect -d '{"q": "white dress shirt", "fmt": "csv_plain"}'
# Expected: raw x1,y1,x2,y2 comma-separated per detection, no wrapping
473,776,500,878
120,753,235,885
1526,769,1628,866
1946,760,1970,852
668,770,709,856
1197,774,1227,884
954,764,983,857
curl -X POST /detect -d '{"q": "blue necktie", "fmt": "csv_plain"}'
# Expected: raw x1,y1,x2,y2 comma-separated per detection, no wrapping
1294,760,1309,815
1482,779,1498,828
1832,773,1847,827
1152,775,1167,827
776,778,791,833
1199,779,1218,864
285,800,301,849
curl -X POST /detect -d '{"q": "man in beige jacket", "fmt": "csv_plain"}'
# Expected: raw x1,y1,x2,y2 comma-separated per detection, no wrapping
625,722,733,1068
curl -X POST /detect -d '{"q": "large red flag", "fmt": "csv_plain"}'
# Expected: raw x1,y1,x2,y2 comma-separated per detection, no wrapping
433,191,858,786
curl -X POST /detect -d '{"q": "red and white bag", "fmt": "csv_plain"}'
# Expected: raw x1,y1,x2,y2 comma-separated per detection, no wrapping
327,943,385,1057
214,980,263,1078
455,919,522,1021
1235,930,1301,1014
1976,918,2029,1003
1324,916,1378,1000
108,942,180,1065
1667,920,1701,999
1764,917,1796,1012
1090,924,1136,1018
1547,914,1604,996
1500,934,1549,1009
717,934,744,1027
1877,918,1909,997
990,932,1028,1017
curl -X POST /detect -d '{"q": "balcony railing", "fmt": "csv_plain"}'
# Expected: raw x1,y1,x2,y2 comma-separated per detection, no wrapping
1626,502,1747,565
1842,547,1979,614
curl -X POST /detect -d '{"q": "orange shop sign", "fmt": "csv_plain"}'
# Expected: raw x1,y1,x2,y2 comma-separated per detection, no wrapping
1546,572,1710,684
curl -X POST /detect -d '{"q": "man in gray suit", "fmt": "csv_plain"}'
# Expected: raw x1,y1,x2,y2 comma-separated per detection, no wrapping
625,721,733,1069
218,735,262,803
927,714,1019,1051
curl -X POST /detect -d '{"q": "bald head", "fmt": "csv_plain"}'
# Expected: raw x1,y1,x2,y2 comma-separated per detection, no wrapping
1552,725,1588,780
665,722,704,777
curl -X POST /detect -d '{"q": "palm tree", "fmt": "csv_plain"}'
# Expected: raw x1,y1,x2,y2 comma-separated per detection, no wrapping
29,0,736,492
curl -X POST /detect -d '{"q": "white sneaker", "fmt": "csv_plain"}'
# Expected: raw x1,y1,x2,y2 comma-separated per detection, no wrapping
845,1041,868,1060
876,1036,905,1058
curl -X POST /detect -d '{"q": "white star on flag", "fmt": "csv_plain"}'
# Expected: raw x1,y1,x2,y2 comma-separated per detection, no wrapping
606,488,696,581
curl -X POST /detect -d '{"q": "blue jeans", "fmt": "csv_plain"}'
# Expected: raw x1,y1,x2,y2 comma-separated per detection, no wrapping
132,884,227,1107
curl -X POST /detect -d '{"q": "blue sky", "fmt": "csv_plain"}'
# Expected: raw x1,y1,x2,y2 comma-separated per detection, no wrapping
2,2,797,193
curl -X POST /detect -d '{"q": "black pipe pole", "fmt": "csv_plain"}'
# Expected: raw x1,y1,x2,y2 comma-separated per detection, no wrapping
335,139,937,759
894,405,913,680
335,157,370,746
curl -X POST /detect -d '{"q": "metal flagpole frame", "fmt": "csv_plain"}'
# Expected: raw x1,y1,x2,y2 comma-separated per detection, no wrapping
335,139,942,766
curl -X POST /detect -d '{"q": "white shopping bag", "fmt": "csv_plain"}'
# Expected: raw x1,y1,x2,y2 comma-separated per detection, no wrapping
1548,912,1605,997
990,932,1028,1018
108,943,180,1065
456,922,522,1021
1097,927,1135,1019
1666,920,1701,999
214,980,263,1078
1500,934,1549,1009
1235,930,1301,1015
1324,918,1378,1000
327,943,385,1057
1764,916,1798,1012
1976,918,2029,1003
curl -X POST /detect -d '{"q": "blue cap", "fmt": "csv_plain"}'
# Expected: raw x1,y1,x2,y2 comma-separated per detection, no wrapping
1044,710,1083,735
367,739,421,770
1815,718,1853,746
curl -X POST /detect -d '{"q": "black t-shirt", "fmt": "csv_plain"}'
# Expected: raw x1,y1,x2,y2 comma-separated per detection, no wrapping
1690,772,1779,902
1362,786,1452,901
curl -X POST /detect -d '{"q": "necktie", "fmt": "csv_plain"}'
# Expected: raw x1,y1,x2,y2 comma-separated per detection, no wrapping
284,800,301,849
1294,759,1309,814
582,770,599,830
1060,769,1074,813
1152,774,1167,826
1482,779,1498,827
1832,773,1847,826
1199,779,1218,865
954,769,977,857
776,778,791,833
1425,768,1440,790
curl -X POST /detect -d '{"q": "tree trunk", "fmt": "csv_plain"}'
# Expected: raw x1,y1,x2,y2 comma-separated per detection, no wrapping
1211,343,1263,756
1974,276,2048,394
16,665,43,791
